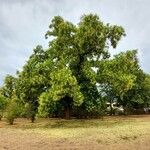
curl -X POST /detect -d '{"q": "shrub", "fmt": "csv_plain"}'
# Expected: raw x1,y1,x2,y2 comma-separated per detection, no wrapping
0,94,8,120
6,96,21,125
24,103,37,123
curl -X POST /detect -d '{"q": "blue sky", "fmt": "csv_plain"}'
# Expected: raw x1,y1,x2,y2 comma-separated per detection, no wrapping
0,0,150,85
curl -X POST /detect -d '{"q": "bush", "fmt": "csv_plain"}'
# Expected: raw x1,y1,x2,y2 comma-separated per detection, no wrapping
0,94,8,120
6,97,21,125
24,103,37,123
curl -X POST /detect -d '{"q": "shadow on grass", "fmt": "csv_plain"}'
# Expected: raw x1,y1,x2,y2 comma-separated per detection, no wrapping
0,116,136,130
17,118,130,129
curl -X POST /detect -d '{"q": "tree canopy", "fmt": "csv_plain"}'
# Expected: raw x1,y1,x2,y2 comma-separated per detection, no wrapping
1,14,150,121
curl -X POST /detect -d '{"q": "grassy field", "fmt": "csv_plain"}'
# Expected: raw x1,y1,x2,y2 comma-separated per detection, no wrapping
0,115,150,150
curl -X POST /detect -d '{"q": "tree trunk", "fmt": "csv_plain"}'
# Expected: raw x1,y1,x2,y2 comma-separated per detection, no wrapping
64,105,71,119
110,100,113,116
63,96,72,119
31,115,35,123
0,112,3,121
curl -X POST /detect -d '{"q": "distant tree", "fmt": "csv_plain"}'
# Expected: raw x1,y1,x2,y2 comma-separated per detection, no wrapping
99,50,150,115
143,74,150,106
97,50,139,115
122,71,150,114
5,94,21,125
0,93,8,120
2,75,17,99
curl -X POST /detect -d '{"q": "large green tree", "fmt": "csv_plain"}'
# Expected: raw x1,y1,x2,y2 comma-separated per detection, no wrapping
1,14,149,119
38,14,125,119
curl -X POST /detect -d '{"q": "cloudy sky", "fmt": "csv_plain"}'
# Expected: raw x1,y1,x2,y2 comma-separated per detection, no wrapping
0,0,150,85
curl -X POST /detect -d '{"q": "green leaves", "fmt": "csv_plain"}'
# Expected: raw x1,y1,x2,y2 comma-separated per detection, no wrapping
38,14,126,117
108,25,126,48
38,68,84,117
96,50,140,112
0,94,8,112
2,75,17,99
5,95,21,125
2,13,148,118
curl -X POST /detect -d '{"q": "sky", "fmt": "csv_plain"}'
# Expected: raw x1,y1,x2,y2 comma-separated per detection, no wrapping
0,0,150,85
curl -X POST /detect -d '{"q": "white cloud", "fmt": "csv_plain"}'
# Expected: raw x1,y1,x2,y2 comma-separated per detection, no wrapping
0,0,150,85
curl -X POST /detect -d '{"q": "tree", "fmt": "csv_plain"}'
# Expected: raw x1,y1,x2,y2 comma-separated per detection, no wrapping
143,74,150,106
1,13,149,118
17,45,50,122
140,74,150,114
2,75,17,99
121,71,150,114
97,50,149,115
38,14,125,119
0,93,8,120
5,94,21,125
0,75,17,120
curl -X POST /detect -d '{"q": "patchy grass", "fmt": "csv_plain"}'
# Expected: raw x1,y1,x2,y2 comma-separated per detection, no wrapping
0,115,150,149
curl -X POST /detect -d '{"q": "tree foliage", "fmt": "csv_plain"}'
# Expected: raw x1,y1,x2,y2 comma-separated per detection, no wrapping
39,14,125,118
5,94,21,125
2,75,17,99
16,45,50,121
1,14,150,120
0,93,8,120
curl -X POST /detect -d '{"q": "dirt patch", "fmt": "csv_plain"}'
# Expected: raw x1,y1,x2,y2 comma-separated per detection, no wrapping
0,116,150,150
0,128,150,150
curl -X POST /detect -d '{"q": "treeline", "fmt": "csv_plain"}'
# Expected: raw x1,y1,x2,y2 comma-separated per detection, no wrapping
0,14,150,124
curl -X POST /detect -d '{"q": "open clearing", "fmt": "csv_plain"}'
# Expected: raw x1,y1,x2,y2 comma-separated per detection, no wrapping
0,115,150,150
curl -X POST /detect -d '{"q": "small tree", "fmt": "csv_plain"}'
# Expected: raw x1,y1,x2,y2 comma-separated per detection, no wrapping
0,94,8,120
24,103,37,123
6,95,21,125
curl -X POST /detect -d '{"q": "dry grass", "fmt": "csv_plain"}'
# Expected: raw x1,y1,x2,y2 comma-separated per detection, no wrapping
0,115,150,150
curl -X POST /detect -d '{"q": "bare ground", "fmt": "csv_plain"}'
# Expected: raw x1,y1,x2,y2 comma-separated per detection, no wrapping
0,115,150,150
